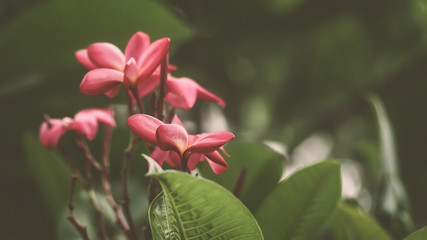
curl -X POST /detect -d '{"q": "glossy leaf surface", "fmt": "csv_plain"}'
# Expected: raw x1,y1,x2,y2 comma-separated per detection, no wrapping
198,142,284,213
405,226,427,240
328,202,392,240
149,171,264,239
255,160,341,240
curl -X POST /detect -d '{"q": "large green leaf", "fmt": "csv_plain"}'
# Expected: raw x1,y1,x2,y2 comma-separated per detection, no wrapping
148,171,264,239
255,160,341,240
405,226,427,240
198,142,284,213
327,202,392,240
24,133,72,218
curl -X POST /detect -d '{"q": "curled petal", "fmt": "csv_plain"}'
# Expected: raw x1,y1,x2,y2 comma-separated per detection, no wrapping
127,114,164,145
39,119,67,149
171,115,184,127
194,82,226,108
151,148,181,169
166,77,225,110
104,85,121,98
79,69,123,96
156,124,188,155
124,58,138,87
219,146,230,157
136,74,160,98
137,38,170,81
74,108,116,127
187,131,235,153
75,49,96,70
125,32,150,64
88,43,125,71
187,153,204,171
166,78,198,110
168,64,178,72
69,120,97,140
205,151,229,174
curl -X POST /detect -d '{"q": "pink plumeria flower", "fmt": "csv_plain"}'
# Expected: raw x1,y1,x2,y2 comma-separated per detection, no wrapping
146,71,226,110
127,114,234,174
39,108,116,149
76,32,170,98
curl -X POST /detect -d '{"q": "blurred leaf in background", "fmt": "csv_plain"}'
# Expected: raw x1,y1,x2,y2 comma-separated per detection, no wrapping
2,0,427,238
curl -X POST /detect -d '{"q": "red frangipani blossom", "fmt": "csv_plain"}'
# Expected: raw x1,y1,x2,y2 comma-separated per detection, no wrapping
76,32,170,98
127,114,234,174
39,108,116,149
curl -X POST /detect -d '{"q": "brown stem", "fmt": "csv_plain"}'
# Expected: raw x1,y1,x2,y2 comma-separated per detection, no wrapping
126,91,135,116
121,132,140,240
156,54,169,121
232,167,247,198
165,107,176,124
135,92,145,114
88,189,110,240
151,92,157,118
147,177,161,205
68,175,91,240
103,125,113,179
142,225,151,240
58,141,88,189
73,135,132,239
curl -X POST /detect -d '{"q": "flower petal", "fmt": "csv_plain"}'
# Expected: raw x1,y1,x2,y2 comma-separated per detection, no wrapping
187,153,204,170
104,85,121,98
194,82,226,108
205,151,229,174
151,148,181,169
150,147,167,166
171,115,183,127
187,131,235,153
137,38,170,81
156,124,188,155
75,49,97,70
127,114,164,145
168,64,178,72
87,43,125,71
165,78,198,110
69,119,97,140
74,108,116,127
136,74,160,98
79,69,124,96
124,58,138,87
125,32,150,64
39,119,67,149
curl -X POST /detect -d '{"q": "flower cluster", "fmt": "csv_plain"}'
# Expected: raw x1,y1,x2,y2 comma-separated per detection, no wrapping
40,31,234,174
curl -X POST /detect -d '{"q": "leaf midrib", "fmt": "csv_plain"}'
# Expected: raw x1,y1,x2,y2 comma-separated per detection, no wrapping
160,180,187,239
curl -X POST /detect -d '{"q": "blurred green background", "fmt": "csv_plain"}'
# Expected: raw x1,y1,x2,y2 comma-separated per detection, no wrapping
1,0,427,239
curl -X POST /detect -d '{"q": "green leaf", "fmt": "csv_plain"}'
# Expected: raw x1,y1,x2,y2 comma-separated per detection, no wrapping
405,226,427,240
368,94,414,231
327,202,392,240
142,154,164,174
23,133,72,218
148,171,264,239
198,142,284,213
255,160,341,240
